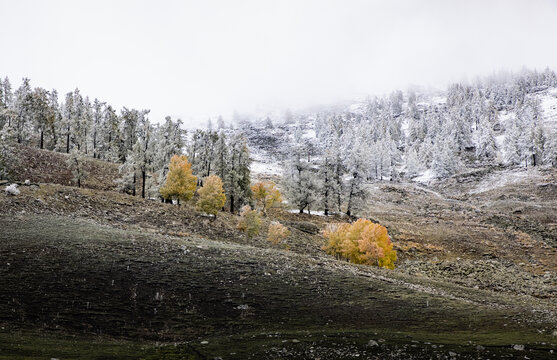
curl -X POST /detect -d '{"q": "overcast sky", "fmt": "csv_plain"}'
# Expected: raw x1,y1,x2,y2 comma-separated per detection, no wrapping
1,0,557,126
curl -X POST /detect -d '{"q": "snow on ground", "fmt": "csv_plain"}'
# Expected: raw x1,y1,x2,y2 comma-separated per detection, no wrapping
413,169,436,184
250,161,282,176
287,209,328,216
469,168,544,195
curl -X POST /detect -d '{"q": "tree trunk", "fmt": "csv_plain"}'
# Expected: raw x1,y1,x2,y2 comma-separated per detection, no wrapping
66,131,70,153
230,195,234,213
141,170,146,199
40,130,44,149
132,173,136,197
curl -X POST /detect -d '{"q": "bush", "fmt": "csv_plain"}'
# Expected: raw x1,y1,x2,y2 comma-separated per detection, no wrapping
323,218,397,269
237,205,261,238
4,183,20,196
267,221,291,245
196,175,226,218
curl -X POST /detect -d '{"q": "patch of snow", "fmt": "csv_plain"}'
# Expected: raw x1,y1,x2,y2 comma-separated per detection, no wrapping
4,183,20,196
413,169,435,184
250,161,282,176
469,169,543,194
287,209,328,216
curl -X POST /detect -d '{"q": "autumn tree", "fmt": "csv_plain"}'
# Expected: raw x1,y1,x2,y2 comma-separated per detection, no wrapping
267,221,291,246
323,218,397,269
160,154,197,204
196,175,226,219
237,205,261,238
251,181,282,216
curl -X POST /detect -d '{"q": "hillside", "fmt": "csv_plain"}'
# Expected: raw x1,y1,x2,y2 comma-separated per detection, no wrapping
1,147,556,359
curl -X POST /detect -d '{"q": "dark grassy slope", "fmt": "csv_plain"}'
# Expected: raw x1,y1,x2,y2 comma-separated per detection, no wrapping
0,215,556,359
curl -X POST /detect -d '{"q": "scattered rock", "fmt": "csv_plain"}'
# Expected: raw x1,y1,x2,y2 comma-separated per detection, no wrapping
367,340,379,347
513,344,525,351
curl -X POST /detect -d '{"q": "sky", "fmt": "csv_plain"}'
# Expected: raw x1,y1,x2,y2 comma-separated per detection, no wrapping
1,0,557,126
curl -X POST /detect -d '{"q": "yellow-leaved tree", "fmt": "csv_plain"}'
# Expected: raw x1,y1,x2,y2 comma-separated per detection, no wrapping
196,175,226,219
160,155,197,204
323,218,397,269
251,181,282,216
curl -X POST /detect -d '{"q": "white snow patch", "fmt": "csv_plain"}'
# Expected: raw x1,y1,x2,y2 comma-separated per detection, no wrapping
287,209,328,216
4,183,20,196
250,161,282,176
413,169,435,183
469,169,543,194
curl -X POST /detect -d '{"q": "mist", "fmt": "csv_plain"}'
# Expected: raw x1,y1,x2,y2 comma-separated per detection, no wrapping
1,0,557,125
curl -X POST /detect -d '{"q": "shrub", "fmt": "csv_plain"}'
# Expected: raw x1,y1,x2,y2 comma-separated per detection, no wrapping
237,205,261,238
196,175,226,218
323,218,397,269
251,181,282,216
4,183,20,196
267,221,291,245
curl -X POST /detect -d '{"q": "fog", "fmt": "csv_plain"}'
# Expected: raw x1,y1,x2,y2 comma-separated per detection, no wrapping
1,0,557,126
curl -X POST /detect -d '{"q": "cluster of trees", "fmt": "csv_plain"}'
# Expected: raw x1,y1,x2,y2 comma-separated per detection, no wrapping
281,68,557,217
0,77,258,213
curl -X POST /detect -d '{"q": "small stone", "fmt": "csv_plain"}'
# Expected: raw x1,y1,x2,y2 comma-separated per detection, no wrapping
291,339,300,343
201,340,208,345
367,340,379,347
476,345,485,351
449,351,457,357
513,344,524,351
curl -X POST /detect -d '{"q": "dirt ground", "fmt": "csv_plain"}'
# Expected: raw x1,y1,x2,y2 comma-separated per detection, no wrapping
0,147,556,358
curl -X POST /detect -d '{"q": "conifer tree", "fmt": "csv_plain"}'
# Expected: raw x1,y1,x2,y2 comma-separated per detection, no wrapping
66,148,87,188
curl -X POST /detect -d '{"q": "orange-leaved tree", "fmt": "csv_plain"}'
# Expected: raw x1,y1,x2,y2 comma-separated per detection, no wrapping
323,218,397,269
196,175,226,218
251,181,282,216
267,221,291,246
160,155,197,204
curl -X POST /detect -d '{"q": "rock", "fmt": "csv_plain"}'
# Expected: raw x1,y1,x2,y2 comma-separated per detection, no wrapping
449,351,457,357
367,340,379,347
200,340,209,344
513,344,524,351
291,339,300,343
476,345,485,351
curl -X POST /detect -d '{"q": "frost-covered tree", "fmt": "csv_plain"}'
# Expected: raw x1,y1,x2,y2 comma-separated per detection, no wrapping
30,87,50,149
404,146,424,179
91,98,105,158
475,116,497,159
431,137,460,178
345,139,369,217
13,78,33,144
282,143,318,214
66,148,87,188
227,134,252,213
